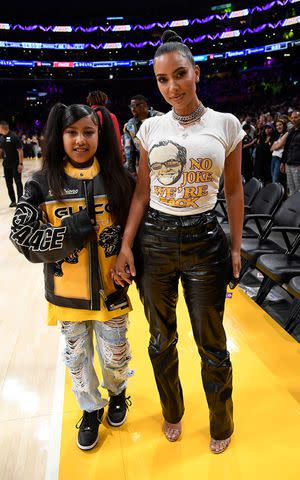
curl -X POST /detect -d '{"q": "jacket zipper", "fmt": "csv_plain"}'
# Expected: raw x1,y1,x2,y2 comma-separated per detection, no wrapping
83,180,100,310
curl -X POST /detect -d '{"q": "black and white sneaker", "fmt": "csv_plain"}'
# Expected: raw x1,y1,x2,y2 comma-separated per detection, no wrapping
107,390,132,427
76,408,104,450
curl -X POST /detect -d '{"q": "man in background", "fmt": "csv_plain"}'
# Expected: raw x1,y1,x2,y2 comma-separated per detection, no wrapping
0,121,23,207
123,95,163,175
281,110,300,195
86,90,123,156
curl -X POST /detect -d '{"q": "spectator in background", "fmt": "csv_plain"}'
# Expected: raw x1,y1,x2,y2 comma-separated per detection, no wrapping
265,112,275,126
270,118,288,183
123,95,163,175
252,114,266,167
287,108,295,131
21,134,28,156
31,135,41,159
254,123,276,184
21,134,34,160
242,115,255,138
281,110,300,195
26,136,35,159
242,124,256,182
87,90,122,156
0,120,23,207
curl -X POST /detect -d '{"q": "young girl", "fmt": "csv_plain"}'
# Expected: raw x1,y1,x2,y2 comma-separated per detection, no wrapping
10,103,135,451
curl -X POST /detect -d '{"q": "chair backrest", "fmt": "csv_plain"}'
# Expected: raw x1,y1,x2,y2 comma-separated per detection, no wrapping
250,182,285,216
243,178,263,206
274,192,300,227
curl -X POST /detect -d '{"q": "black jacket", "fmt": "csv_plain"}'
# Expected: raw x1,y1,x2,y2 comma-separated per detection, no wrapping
10,160,126,311
282,127,300,166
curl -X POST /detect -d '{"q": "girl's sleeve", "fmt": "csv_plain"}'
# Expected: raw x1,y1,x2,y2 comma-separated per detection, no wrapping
10,176,96,263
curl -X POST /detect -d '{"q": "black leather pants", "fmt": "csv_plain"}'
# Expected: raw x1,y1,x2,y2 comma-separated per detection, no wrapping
136,207,233,440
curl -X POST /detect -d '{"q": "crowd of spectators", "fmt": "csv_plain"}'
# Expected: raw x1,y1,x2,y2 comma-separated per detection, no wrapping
20,134,43,160
2,85,299,198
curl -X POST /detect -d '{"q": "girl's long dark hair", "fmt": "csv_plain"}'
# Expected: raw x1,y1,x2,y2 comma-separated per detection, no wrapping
42,103,134,229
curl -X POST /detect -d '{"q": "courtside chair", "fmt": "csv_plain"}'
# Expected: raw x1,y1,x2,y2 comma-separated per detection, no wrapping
221,182,284,238
238,192,300,283
254,246,300,305
285,276,300,335
216,177,262,224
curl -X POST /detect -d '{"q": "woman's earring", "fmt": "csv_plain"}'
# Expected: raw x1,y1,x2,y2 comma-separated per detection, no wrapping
196,77,200,83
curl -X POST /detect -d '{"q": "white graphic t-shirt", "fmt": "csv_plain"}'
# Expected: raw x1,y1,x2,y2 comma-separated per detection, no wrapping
137,108,245,215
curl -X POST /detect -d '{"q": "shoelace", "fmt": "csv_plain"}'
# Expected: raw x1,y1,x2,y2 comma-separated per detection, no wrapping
76,410,102,430
110,395,132,409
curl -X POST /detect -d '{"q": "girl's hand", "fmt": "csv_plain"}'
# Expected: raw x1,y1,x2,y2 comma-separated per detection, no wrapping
111,247,136,286
231,249,241,279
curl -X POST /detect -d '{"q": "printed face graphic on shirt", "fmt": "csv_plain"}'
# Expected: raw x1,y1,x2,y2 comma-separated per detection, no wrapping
149,141,186,185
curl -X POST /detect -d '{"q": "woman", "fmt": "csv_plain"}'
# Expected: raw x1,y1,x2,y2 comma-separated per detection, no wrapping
113,30,245,454
242,123,256,181
254,123,276,184
270,118,288,183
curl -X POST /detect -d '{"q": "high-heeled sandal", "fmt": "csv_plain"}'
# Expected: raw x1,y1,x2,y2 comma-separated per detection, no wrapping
210,436,231,454
163,420,182,442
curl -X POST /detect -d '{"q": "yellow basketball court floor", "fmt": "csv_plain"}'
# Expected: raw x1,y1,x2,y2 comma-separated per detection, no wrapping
0,160,299,479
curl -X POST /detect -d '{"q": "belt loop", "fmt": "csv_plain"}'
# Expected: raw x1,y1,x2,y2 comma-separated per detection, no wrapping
149,207,158,220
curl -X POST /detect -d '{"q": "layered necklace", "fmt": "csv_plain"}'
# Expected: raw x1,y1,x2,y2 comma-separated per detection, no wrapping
172,102,206,125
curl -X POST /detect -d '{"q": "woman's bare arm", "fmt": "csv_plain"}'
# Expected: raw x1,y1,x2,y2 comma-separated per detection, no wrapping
113,146,150,284
270,131,288,152
224,141,244,278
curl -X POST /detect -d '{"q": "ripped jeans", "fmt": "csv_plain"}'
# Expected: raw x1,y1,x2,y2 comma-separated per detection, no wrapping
60,315,132,412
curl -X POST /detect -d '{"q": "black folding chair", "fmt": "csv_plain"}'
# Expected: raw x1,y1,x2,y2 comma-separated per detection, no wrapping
216,177,262,224
285,276,300,336
221,182,284,238
255,246,300,305
239,192,300,284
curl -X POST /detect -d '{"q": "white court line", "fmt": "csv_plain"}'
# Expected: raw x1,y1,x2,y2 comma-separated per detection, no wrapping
45,334,66,480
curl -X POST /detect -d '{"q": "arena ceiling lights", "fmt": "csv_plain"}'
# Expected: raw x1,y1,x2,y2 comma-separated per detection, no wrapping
0,16,299,50
0,0,298,32
0,39,298,69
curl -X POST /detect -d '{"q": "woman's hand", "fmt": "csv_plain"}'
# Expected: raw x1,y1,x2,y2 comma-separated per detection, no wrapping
111,246,136,286
231,249,241,279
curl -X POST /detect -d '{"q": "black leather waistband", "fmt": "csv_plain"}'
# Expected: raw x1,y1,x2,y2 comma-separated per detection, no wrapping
147,207,217,227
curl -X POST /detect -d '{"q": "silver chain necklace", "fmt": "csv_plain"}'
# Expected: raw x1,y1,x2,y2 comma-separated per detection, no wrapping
172,102,206,125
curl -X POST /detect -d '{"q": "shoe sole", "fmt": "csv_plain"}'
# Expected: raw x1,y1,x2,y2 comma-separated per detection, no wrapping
77,433,99,451
107,410,127,427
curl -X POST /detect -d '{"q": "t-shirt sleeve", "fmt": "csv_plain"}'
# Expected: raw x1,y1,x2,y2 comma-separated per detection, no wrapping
225,114,246,157
136,119,150,151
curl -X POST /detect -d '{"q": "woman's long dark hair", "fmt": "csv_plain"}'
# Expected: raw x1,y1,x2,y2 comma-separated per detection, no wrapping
42,103,134,229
